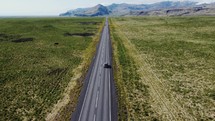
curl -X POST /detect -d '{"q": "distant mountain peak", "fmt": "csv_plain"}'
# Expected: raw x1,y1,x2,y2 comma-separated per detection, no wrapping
95,4,103,7
94,4,107,10
60,4,109,17
60,1,214,17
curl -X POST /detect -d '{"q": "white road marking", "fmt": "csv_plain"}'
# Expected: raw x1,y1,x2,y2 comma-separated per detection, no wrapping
101,52,104,62
77,19,113,121
95,91,99,108
78,65,96,121
109,72,111,121
93,114,96,121
78,25,105,121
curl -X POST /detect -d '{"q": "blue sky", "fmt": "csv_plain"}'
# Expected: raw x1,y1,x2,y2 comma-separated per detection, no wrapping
0,0,214,16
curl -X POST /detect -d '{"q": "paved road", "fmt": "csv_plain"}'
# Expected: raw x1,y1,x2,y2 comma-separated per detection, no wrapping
71,18,117,121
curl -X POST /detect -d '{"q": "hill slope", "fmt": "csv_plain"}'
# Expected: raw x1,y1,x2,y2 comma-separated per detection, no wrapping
60,1,197,17
60,1,215,17
107,1,197,15
60,4,109,17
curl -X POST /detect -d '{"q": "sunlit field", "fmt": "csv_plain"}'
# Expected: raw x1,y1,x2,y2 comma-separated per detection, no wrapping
110,17,215,120
0,17,103,120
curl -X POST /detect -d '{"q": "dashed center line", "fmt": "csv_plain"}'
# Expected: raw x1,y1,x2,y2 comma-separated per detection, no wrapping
74,18,114,121
95,91,99,108
93,114,96,121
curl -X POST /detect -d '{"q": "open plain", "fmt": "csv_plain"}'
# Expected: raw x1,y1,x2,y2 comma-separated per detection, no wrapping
0,17,104,120
1,16,215,121
110,17,215,120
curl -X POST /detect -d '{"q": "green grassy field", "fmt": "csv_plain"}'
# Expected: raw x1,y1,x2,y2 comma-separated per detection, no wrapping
0,17,103,120
110,17,215,120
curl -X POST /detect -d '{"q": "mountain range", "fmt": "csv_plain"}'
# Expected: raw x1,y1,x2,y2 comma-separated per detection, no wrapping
60,1,215,17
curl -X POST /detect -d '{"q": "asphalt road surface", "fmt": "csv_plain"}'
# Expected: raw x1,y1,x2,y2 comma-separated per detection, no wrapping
71,18,117,121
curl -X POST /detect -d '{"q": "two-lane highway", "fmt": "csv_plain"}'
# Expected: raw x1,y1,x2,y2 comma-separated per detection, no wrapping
71,18,117,121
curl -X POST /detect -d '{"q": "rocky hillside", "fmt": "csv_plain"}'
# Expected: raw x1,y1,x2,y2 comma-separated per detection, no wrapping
60,4,109,17
133,3,215,16
60,1,215,17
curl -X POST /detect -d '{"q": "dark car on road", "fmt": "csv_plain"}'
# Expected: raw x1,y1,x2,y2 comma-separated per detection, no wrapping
104,63,111,68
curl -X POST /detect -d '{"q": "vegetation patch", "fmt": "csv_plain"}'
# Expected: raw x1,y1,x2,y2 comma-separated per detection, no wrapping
0,33,33,43
64,32,94,37
78,22,101,25
0,33,20,42
43,25,55,29
11,37,34,43
111,16,215,120
54,42,59,45
47,19,105,121
110,19,157,121
0,17,103,120
0,33,8,38
47,68,68,76
208,89,215,100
